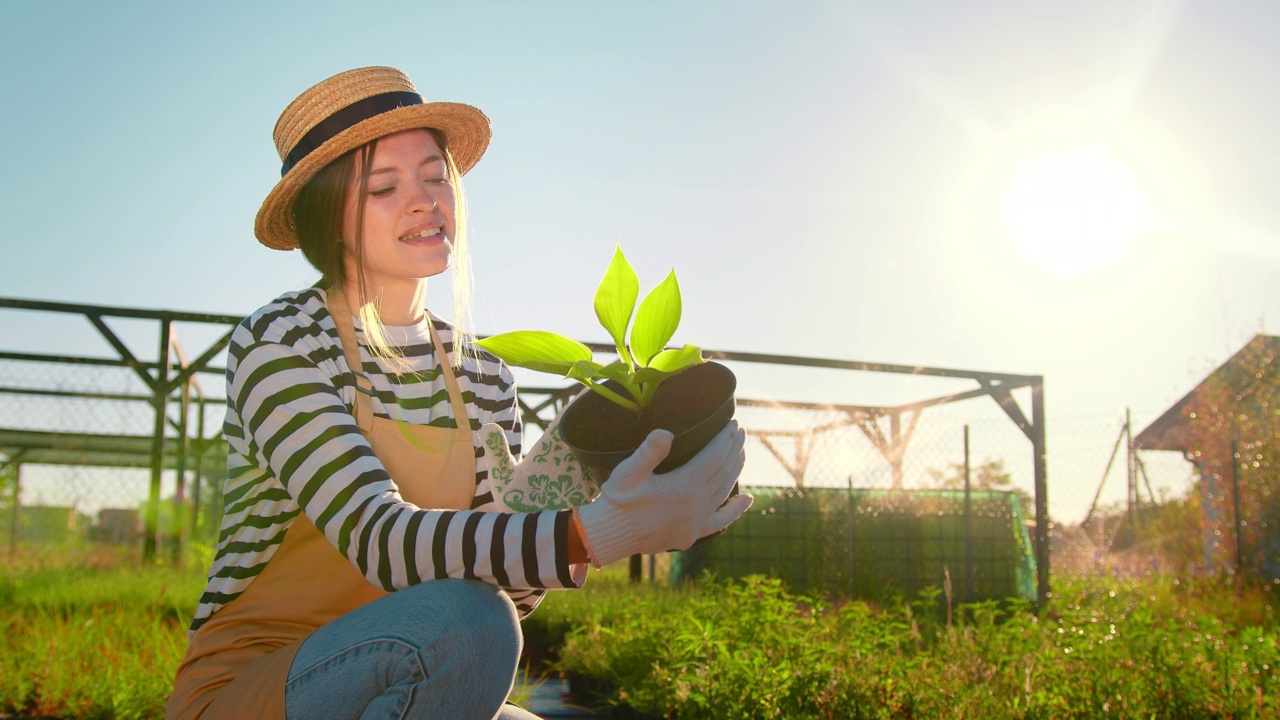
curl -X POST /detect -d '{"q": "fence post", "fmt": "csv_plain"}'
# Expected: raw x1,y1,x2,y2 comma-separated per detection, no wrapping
1230,439,1244,585
1031,377,1049,605
964,425,974,603
172,376,191,562
192,398,205,538
8,462,19,556
144,319,173,563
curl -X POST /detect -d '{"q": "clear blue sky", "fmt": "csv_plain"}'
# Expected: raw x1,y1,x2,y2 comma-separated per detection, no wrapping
3,1,1279,519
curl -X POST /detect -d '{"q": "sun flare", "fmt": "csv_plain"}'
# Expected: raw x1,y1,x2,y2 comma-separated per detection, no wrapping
1001,145,1153,276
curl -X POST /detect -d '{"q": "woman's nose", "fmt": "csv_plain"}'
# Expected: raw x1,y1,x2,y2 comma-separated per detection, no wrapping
407,181,438,212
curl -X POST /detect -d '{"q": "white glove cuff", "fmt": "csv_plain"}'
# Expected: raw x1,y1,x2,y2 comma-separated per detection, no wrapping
574,500,636,569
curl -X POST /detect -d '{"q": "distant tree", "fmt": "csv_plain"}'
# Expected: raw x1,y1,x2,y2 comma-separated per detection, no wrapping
926,459,1032,516
1091,486,1206,574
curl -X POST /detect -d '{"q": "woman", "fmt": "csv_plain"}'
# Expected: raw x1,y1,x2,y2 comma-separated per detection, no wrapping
166,66,750,719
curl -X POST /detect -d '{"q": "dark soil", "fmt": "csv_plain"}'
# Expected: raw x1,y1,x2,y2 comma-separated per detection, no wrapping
564,362,735,453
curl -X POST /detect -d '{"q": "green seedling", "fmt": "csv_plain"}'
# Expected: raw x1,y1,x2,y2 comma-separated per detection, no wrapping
476,246,704,412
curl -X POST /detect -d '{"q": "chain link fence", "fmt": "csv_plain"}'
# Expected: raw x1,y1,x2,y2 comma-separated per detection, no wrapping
0,353,228,556
0,364,1208,584
9,298,1273,604
1034,416,1199,581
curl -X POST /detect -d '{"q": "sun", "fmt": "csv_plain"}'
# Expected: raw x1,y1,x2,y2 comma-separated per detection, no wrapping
1000,145,1153,277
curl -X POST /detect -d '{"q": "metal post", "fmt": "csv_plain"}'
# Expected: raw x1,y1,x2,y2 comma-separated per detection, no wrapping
192,398,205,538
629,554,642,582
1231,439,1244,582
964,425,974,603
1126,408,1137,529
144,319,172,562
172,374,191,562
8,463,19,556
890,412,904,489
1031,378,1049,604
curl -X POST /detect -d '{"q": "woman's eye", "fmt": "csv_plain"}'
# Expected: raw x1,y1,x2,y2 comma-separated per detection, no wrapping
369,186,395,198
423,176,449,185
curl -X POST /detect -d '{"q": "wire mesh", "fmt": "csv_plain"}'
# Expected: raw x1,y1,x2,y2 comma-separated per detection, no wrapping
0,355,227,552
11,299,1277,601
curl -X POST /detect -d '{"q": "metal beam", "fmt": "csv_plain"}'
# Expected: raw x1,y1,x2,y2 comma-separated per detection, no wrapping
509,336,1038,384
0,296,242,325
169,327,235,390
85,313,158,393
698,348,1036,384
0,385,226,405
981,379,1034,440
0,350,225,375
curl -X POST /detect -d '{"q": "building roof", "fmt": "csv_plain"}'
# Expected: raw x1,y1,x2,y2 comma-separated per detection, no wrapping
1135,335,1280,452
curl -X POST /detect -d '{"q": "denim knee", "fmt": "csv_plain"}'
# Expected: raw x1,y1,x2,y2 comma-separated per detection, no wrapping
404,579,523,674
285,579,525,719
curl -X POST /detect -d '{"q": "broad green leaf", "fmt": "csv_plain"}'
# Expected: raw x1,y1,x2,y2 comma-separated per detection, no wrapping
632,367,670,385
595,361,635,385
565,360,605,381
648,344,704,374
593,245,639,360
594,361,644,405
631,270,682,366
517,360,584,377
475,331,593,372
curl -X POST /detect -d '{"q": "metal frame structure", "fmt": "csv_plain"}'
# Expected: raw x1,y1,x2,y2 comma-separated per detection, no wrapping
513,344,1048,601
0,297,237,560
0,296,1050,601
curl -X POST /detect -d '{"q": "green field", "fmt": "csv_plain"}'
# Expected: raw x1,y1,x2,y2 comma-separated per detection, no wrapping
2,548,1277,719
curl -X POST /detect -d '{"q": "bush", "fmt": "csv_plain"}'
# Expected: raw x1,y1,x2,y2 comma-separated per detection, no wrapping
552,573,1280,719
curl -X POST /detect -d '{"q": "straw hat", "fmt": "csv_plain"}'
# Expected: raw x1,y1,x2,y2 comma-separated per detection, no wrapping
255,66,490,250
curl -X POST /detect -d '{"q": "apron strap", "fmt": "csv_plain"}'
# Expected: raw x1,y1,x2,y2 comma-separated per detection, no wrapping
325,287,375,433
325,287,471,434
426,319,472,432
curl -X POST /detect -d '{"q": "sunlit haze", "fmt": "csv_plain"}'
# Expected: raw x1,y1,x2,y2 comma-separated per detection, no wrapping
2,0,1279,524
1002,145,1153,277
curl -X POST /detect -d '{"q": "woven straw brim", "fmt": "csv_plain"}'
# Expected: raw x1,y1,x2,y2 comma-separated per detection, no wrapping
255,102,490,250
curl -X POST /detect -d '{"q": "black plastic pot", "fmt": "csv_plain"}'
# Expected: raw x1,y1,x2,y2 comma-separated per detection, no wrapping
560,361,737,478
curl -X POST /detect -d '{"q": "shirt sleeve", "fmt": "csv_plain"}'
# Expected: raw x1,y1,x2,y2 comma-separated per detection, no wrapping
229,337,585,594
466,354,581,617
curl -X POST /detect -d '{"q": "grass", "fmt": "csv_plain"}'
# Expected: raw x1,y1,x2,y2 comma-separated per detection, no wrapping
3,547,1279,719
0,546,624,719
0,548,202,720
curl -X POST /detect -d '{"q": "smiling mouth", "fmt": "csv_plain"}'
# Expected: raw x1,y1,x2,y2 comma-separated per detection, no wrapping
401,228,442,241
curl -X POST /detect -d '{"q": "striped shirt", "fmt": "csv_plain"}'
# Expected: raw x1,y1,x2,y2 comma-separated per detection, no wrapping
190,287,580,633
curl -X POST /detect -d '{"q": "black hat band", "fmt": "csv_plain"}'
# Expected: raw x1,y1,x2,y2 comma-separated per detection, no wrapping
281,91,423,177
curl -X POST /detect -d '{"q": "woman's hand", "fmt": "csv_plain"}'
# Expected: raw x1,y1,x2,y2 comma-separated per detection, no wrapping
574,421,752,568
480,417,600,512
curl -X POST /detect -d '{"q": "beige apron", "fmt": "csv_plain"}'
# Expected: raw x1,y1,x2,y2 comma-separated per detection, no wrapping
167,288,477,720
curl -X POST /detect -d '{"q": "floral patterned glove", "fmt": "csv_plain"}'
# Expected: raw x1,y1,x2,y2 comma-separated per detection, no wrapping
480,418,600,512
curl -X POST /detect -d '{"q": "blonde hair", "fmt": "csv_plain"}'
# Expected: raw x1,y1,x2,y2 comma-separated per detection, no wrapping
294,128,475,371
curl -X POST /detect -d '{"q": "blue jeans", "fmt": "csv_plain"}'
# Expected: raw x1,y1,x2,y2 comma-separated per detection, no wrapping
284,579,539,719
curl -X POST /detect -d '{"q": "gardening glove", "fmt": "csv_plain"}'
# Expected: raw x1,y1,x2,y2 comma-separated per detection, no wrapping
574,420,752,568
480,414,601,512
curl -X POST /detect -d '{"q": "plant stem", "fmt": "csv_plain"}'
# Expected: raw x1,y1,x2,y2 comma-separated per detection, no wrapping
639,381,659,409
616,342,635,374
580,380,640,412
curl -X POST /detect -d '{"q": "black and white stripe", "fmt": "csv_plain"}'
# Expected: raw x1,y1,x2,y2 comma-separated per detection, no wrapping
190,288,579,633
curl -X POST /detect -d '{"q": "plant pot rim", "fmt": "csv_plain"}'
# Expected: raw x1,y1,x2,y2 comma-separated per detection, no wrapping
562,361,737,476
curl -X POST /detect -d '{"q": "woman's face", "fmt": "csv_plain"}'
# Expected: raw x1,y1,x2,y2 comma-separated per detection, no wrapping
342,128,457,294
